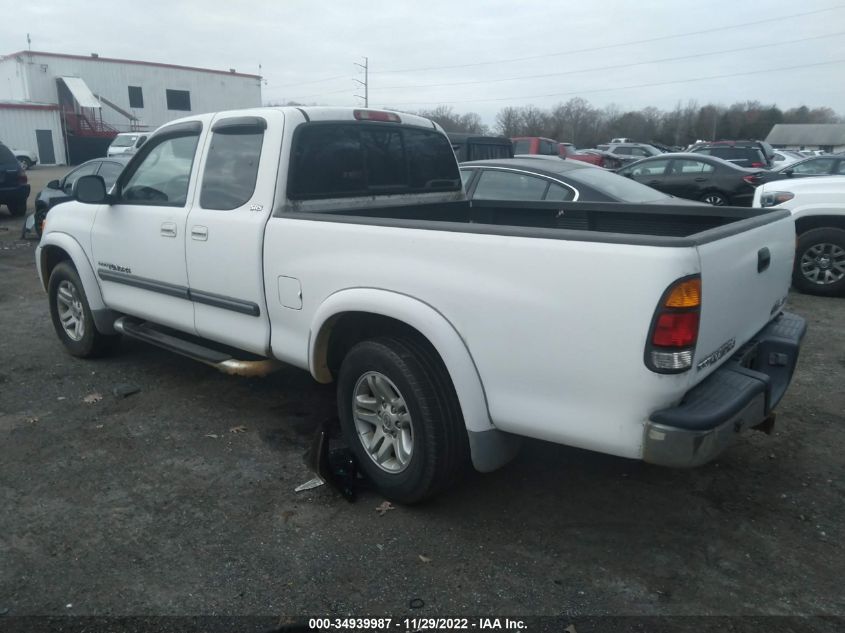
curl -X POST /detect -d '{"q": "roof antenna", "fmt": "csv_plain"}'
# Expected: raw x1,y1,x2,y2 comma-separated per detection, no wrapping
26,33,31,51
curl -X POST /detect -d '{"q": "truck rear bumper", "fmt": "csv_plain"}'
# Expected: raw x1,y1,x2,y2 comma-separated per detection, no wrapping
643,311,806,468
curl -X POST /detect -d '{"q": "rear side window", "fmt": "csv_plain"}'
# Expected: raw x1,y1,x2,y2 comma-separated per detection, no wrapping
539,139,557,155
512,139,532,154
473,170,549,200
467,143,512,161
96,161,125,188
792,157,835,175
200,126,264,210
288,123,460,200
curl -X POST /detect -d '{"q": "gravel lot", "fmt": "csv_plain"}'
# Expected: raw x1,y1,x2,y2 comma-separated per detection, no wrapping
0,167,843,624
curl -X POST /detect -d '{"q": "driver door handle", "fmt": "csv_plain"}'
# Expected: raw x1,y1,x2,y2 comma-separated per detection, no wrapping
160,222,177,238
694,177,707,182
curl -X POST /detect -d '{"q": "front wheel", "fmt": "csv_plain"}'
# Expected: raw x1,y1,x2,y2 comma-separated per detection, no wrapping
17,157,32,170
48,262,120,357
793,227,845,296
337,336,468,504
700,191,728,206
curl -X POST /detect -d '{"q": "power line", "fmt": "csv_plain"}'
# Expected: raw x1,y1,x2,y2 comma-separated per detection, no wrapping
280,86,354,101
371,5,845,74
271,74,349,90
384,58,845,107
374,30,845,92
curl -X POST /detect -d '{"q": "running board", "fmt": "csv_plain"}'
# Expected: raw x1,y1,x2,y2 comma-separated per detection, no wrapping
113,317,281,377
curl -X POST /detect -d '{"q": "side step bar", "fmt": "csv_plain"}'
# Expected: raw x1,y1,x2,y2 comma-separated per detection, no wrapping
113,317,281,377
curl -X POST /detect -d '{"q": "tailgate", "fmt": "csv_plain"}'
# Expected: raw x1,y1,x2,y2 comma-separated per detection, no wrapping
693,213,794,381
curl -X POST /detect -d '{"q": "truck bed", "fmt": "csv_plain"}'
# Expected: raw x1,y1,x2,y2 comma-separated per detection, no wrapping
282,200,792,246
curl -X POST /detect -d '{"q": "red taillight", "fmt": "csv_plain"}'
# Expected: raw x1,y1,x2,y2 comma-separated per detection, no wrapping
353,109,401,123
742,174,759,185
652,312,700,347
750,162,765,168
18,170,27,184
646,276,701,373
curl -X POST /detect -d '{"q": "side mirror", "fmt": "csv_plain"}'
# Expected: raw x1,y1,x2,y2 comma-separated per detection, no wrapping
47,179,61,190
784,168,794,177
74,175,108,204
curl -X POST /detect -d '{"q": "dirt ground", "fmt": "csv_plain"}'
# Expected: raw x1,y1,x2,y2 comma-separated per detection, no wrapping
0,167,843,623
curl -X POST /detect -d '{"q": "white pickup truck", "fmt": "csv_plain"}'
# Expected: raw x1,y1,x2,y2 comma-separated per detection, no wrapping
37,107,806,503
754,175,845,296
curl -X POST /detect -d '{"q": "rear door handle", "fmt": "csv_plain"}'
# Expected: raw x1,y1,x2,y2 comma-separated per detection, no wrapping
161,222,177,238
191,225,208,241
694,177,707,182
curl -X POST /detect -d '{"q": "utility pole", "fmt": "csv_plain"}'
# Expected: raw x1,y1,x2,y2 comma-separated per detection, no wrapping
353,56,368,107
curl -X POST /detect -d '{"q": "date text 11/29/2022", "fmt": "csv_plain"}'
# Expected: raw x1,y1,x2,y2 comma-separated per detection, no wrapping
308,617,527,631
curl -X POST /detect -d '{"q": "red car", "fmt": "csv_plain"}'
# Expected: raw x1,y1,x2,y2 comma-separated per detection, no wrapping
512,136,559,156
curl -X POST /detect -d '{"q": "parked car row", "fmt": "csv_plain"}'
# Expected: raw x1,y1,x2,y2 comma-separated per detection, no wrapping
0,142,29,216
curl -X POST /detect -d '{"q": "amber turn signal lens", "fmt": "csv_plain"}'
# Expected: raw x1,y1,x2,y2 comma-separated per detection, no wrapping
664,278,701,308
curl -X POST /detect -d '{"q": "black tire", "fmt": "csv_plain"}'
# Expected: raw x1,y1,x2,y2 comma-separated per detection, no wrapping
17,157,32,170
700,191,728,206
7,199,27,216
792,227,845,296
337,336,469,504
48,262,120,357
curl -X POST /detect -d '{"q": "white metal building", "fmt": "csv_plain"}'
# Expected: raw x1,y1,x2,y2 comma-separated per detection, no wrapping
0,101,66,165
0,50,262,164
765,124,845,153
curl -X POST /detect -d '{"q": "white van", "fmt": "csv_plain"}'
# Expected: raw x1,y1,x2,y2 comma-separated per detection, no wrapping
107,132,148,157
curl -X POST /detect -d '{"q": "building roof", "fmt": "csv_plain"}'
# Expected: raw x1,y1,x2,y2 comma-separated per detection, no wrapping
765,124,845,146
0,50,261,79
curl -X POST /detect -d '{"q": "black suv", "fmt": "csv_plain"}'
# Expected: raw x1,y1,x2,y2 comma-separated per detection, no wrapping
689,140,775,169
0,142,30,216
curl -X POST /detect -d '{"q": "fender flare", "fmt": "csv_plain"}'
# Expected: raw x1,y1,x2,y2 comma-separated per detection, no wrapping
309,288,493,434
308,288,520,472
37,232,118,334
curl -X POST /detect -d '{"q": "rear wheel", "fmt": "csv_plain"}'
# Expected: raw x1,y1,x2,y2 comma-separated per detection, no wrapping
17,157,32,170
337,336,468,504
793,227,845,296
48,262,120,357
7,199,26,216
700,191,728,206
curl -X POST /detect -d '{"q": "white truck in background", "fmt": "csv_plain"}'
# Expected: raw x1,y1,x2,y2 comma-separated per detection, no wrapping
754,175,845,296
37,107,805,503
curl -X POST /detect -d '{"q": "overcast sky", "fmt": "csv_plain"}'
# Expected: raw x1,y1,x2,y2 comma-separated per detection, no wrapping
5,0,845,124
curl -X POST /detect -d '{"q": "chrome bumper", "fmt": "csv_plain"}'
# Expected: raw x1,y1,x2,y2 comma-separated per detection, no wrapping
644,311,806,468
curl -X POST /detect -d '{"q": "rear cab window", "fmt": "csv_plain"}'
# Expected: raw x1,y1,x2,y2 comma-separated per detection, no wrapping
287,123,460,200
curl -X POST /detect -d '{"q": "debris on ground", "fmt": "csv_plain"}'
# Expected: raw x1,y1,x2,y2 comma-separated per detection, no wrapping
82,393,103,404
301,418,369,501
294,477,324,492
376,501,394,516
418,554,431,563
24,416,38,425
204,433,220,439
409,598,424,609
112,383,141,398
229,425,247,434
